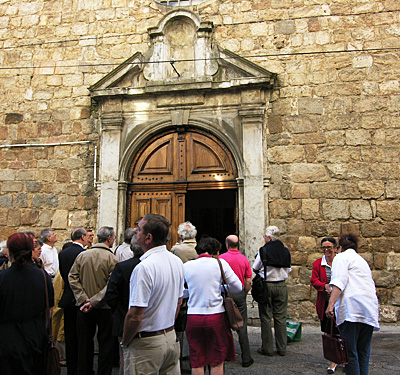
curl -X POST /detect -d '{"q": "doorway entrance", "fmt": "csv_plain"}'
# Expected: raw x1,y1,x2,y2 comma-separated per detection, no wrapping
185,189,237,250
126,129,238,248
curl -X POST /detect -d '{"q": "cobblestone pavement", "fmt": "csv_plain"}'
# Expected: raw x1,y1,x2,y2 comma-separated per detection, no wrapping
62,324,400,375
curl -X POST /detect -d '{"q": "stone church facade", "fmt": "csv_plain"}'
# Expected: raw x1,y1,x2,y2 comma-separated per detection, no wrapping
0,0,399,322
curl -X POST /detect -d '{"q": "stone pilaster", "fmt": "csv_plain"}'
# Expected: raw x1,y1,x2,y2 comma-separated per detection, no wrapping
97,113,124,231
239,108,266,256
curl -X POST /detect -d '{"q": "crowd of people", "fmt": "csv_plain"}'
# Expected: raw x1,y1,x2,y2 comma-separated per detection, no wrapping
0,217,380,375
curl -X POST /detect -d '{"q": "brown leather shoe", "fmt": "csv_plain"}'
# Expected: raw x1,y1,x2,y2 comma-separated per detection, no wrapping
257,348,273,356
277,350,286,356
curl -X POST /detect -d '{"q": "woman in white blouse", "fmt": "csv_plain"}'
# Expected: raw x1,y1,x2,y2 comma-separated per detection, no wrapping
326,233,379,375
184,235,242,375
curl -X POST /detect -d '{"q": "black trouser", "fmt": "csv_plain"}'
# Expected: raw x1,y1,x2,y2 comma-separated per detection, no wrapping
77,309,113,375
64,305,79,375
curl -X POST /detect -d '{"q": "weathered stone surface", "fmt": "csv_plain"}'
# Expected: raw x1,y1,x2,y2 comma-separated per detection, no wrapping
288,284,310,302
301,199,320,220
350,200,373,220
290,163,329,183
379,305,399,323
51,210,68,229
387,252,400,271
268,145,305,163
0,196,12,207
269,199,301,218
15,193,28,208
21,209,39,225
32,194,59,208
377,201,400,220
392,287,400,306
322,199,350,220
373,270,397,288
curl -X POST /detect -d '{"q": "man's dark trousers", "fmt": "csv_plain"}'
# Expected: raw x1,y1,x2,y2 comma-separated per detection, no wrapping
76,308,113,375
232,290,252,363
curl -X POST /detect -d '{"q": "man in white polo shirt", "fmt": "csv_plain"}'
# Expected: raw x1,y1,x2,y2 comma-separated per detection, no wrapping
122,214,184,375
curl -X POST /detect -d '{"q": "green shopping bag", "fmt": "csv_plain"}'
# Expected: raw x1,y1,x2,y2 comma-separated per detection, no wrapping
286,317,302,342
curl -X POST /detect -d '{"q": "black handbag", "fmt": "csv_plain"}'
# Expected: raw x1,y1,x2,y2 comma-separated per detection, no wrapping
216,258,244,331
251,248,269,304
322,317,348,365
42,270,61,375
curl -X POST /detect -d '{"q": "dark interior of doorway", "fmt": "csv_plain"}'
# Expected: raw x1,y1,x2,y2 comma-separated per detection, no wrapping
185,189,236,252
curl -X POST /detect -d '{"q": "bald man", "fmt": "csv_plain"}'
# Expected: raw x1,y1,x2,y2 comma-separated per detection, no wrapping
219,235,253,367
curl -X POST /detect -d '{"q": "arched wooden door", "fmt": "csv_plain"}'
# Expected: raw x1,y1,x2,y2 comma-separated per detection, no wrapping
126,129,238,248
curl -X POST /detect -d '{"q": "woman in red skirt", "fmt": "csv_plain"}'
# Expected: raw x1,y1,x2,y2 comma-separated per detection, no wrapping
183,235,242,375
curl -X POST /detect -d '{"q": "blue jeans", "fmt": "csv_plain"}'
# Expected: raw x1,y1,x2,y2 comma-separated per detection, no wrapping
339,321,373,375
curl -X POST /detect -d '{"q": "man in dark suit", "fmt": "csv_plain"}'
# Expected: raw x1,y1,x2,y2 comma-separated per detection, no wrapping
104,232,143,375
59,228,88,375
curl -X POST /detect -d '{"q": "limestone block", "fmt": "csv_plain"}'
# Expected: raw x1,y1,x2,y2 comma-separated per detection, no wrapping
392,287,400,306
274,20,295,35
269,199,301,218
0,196,12,207
374,253,387,270
15,193,27,208
340,223,361,236
7,208,21,226
1,181,23,192
298,98,323,115
26,182,42,193
287,219,306,236
32,194,59,208
387,252,400,271
322,199,350,220
68,211,88,228
360,252,373,268
358,181,384,199
308,253,323,266
63,74,84,87
293,133,325,145
382,222,400,237
268,115,282,134
379,305,399,323
16,169,35,181
0,208,7,225
353,55,373,68
288,284,310,302
377,201,400,220
372,270,397,288
301,199,320,220
361,221,383,237
311,182,360,199
345,129,371,146
376,288,391,304
297,237,316,255
291,251,308,265
299,266,312,284
51,210,68,229
0,170,16,181
386,181,400,198
21,209,39,226
350,200,373,220
311,221,341,237
291,184,310,199
268,145,305,163
290,163,328,183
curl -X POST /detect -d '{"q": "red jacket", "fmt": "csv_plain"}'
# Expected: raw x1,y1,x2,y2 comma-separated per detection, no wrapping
310,258,329,321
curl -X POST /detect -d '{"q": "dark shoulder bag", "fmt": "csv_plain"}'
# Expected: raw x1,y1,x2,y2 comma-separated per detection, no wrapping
322,317,349,365
216,258,244,331
251,248,269,304
42,270,61,375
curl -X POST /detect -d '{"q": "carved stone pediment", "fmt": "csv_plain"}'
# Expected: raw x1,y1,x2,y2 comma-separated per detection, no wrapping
89,10,276,98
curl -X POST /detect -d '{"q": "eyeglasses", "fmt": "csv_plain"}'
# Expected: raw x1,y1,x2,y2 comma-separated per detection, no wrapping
321,246,335,250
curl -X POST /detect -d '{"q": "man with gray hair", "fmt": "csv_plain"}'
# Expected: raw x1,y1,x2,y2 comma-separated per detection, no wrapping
69,226,118,375
115,228,136,262
253,225,291,357
171,221,198,263
39,228,59,277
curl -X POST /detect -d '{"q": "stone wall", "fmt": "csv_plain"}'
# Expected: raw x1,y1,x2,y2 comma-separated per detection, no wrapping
0,0,399,322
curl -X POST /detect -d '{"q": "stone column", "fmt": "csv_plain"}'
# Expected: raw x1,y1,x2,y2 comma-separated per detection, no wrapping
239,108,266,257
97,113,124,234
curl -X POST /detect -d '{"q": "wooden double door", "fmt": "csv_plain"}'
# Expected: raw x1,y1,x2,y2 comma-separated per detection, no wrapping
126,129,238,248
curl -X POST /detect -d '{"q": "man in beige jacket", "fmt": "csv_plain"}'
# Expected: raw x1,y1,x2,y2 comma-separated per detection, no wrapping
69,226,118,375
